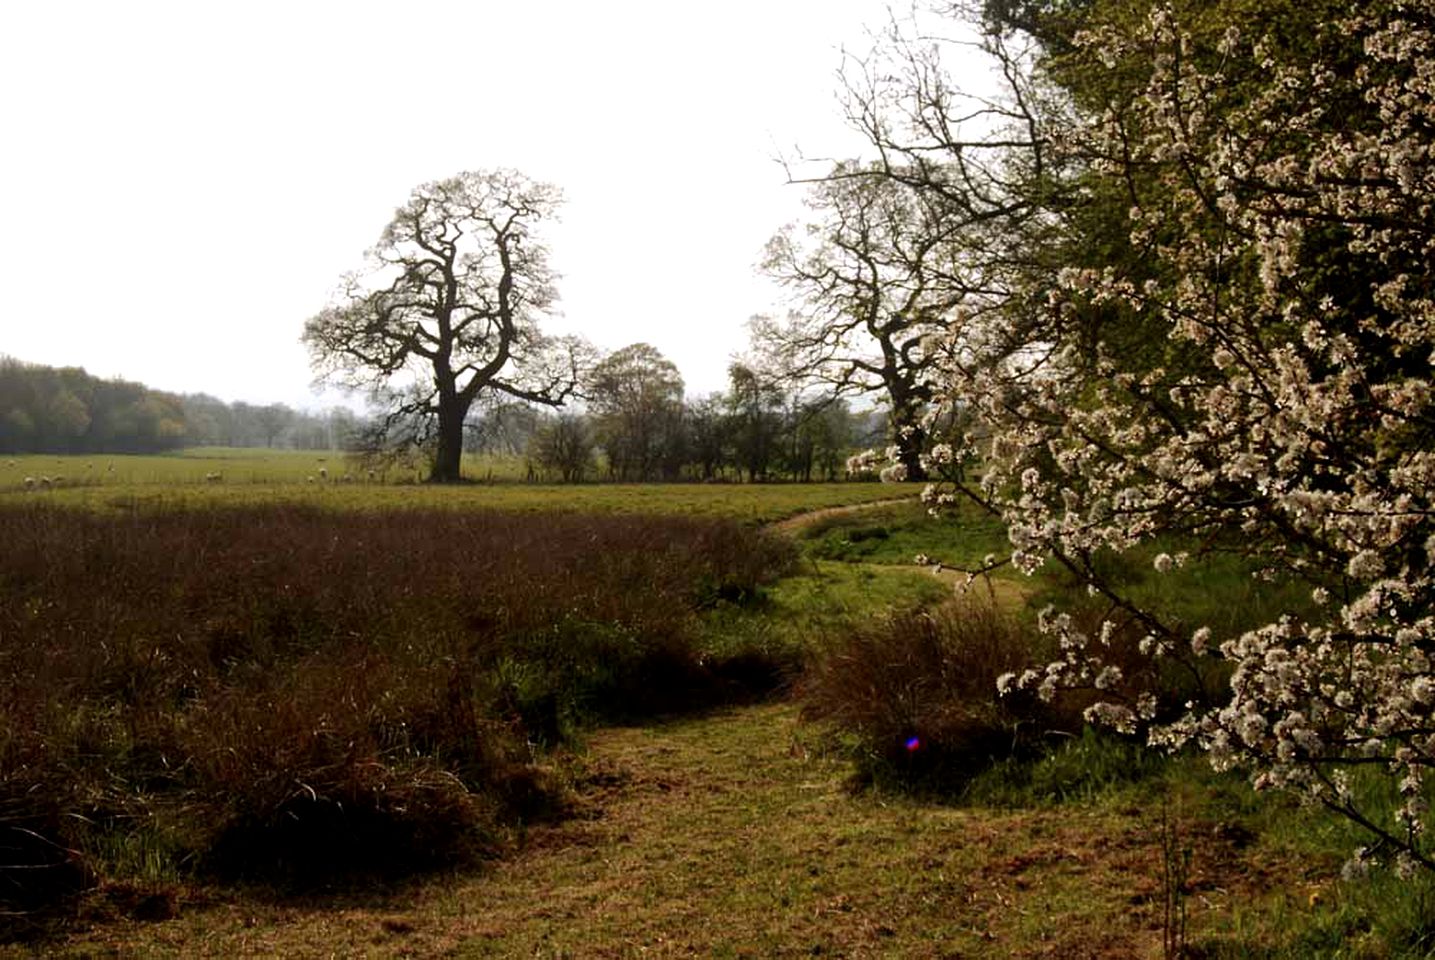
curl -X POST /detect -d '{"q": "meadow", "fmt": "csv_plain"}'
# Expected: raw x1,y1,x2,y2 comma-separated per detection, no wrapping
2,450,1432,957
0,449,904,522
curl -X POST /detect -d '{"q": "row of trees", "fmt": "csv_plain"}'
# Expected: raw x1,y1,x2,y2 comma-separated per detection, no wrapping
181,395,364,451
0,356,363,454
794,0,1435,872
0,358,188,454
519,348,882,483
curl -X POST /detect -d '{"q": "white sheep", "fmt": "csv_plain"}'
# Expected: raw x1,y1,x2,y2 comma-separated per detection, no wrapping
319,466,328,480
204,472,223,483
23,476,35,489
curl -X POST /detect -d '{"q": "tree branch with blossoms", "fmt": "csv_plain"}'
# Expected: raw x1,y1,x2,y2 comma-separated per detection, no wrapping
846,0,1435,875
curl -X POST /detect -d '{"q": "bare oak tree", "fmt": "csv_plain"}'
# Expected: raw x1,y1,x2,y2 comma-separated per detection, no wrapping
303,169,588,483
756,164,969,481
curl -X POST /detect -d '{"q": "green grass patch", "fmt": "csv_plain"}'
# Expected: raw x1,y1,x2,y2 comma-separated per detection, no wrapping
0,448,376,486
696,560,950,673
1,451,910,523
961,727,1172,807
796,497,1011,569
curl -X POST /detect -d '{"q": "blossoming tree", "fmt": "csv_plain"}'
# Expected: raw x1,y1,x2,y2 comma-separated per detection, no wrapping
858,0,1435,871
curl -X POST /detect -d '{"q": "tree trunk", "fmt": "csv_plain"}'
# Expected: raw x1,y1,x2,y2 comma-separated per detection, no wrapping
430,398,468,483
890,405,928,483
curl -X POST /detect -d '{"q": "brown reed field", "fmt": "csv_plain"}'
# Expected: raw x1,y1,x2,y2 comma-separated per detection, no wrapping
0,502,794,921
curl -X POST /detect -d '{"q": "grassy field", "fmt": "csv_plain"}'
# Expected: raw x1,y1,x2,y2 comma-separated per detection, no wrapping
0,449,904,522
3,458,1433,957
0,448,517,485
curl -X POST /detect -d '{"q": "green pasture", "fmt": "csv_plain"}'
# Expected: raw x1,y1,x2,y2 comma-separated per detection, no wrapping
0,448,905,523
0,447,516,486
795,497,1010,569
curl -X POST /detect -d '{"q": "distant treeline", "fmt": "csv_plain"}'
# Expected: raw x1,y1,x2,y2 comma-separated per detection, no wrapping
0,357,362,454
1,355,889,481
469,391,887,484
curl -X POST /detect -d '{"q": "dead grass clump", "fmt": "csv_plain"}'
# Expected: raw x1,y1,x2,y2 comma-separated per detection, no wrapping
799,600,1078,791
180,652,519,885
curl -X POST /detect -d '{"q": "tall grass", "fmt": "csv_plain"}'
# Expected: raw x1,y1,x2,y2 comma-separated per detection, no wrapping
798,599,1083,791
0,503,794,919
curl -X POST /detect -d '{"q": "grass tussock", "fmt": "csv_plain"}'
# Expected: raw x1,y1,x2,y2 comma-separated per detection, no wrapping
0,503,794,923
798,598,1081,792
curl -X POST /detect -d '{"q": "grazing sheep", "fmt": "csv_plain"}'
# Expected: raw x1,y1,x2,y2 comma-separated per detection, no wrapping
38,476,52,488
306,475,315,483
318,466,328,480
51,475,63,484
204,472,223,483
23,476,35,489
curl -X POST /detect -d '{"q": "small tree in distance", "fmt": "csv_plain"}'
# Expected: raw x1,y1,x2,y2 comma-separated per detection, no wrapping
586,343,686,482
303,169,590,483
529,412,594,483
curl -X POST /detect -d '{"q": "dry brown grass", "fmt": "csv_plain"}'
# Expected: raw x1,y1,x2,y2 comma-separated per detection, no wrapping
0,502,795,925
796,595,1080,791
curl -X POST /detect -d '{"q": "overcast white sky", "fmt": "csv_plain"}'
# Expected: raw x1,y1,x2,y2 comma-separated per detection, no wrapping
1,1,982,410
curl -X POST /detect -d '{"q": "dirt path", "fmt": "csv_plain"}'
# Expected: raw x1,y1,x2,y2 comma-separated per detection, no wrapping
767,496,917,536
430,706,1177,959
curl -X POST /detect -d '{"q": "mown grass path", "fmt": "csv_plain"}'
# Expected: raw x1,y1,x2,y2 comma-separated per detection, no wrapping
766,496,917,536
39,701,1299,959
437,704,1175,959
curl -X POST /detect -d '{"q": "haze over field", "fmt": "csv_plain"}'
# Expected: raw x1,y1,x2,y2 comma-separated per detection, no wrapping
0,1,986,410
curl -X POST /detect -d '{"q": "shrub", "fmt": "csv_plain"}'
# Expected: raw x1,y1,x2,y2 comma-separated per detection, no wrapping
798,598,1079,791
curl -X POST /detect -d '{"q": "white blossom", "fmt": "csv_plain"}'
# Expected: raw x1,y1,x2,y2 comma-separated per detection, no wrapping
879,463,910,483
